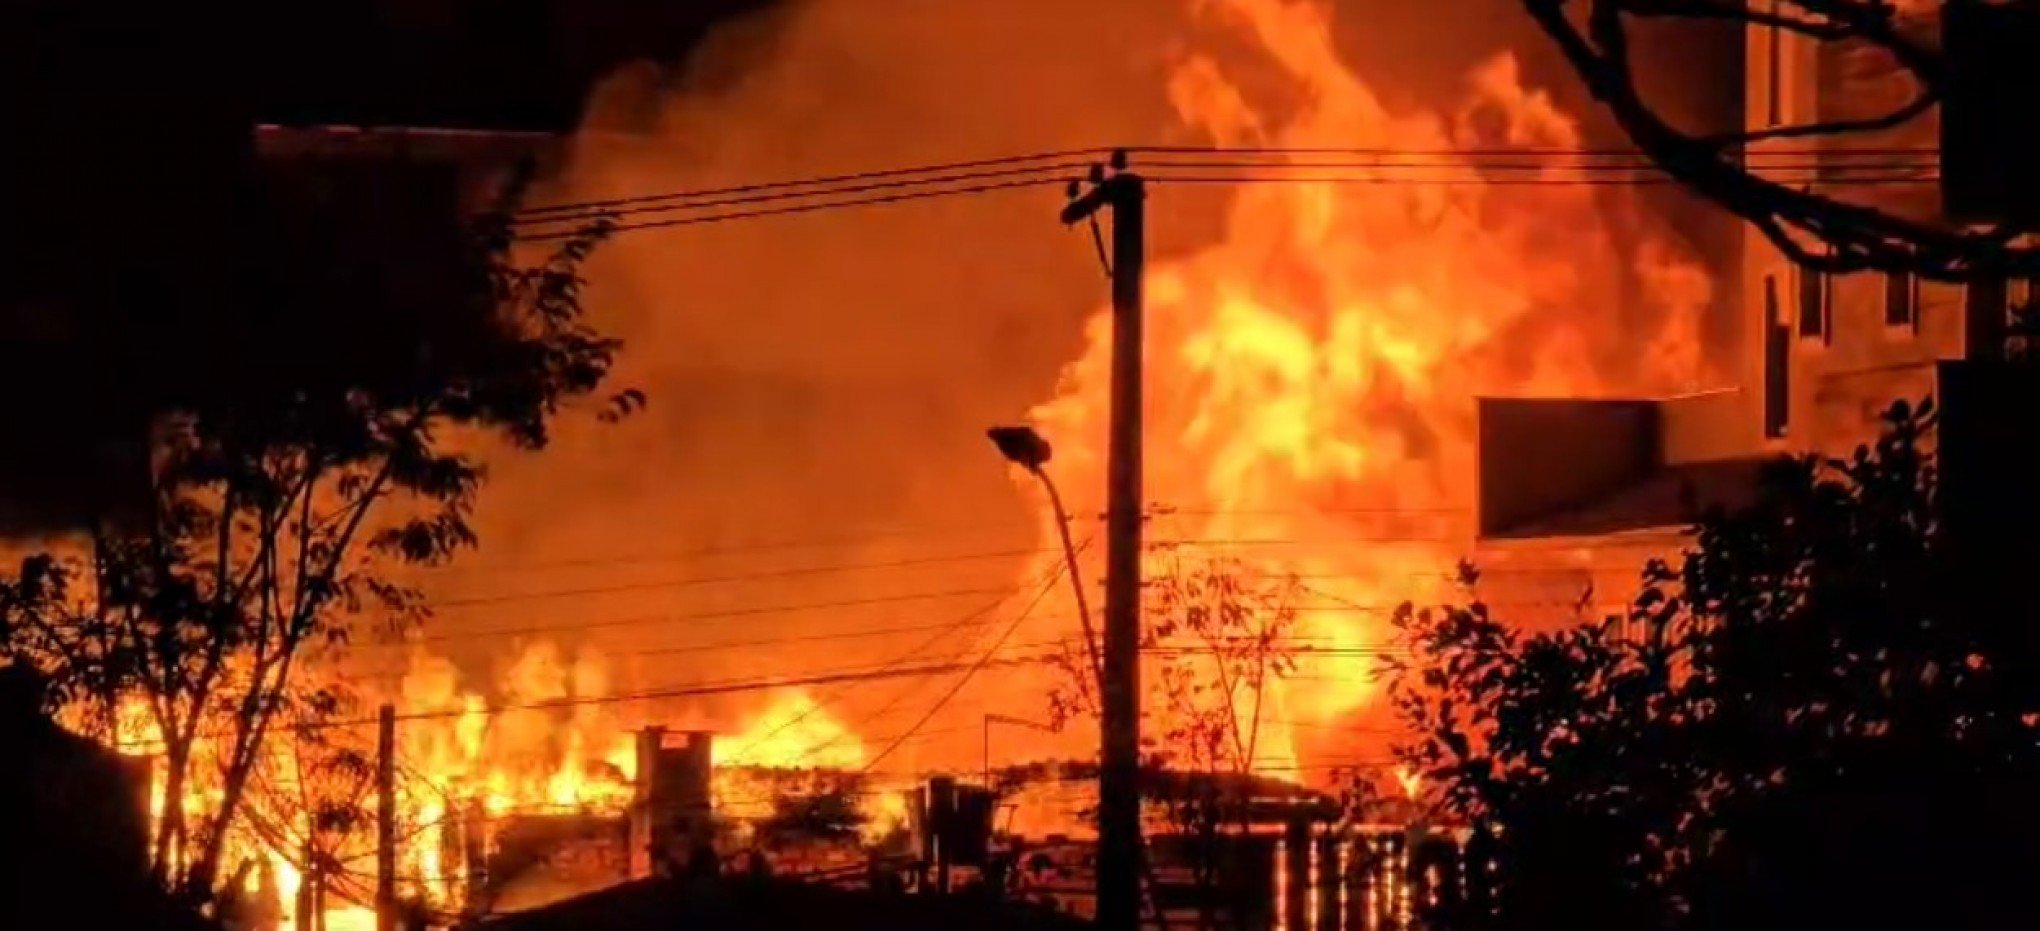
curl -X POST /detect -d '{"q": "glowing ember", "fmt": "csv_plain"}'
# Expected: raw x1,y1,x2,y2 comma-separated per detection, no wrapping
1395,766,1424,801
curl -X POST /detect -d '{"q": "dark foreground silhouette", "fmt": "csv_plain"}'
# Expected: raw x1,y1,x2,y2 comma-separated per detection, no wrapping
0,665,215,931
477,873,1089,931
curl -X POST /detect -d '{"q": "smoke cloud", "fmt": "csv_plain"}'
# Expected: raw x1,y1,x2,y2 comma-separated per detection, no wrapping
412,0,1742,770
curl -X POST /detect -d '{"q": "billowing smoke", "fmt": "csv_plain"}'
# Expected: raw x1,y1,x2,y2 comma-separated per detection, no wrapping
408,0,1742,775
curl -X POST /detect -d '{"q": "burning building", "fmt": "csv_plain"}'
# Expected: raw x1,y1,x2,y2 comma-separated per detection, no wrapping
1475,4,2036,550
20,2,2039,930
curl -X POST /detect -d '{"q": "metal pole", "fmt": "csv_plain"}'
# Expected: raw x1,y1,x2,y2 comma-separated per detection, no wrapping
1065,169,1146,931
1035,470,1102,683
375,703,396,931
1060,161,1146,931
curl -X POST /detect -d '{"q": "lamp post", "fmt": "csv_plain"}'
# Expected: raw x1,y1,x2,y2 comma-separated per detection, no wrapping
986,426,1102,684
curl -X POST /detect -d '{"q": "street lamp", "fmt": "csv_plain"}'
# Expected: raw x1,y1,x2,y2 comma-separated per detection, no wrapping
986,426,1102,686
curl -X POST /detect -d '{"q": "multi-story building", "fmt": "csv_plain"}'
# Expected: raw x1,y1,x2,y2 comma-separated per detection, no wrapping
1472,6,2040,622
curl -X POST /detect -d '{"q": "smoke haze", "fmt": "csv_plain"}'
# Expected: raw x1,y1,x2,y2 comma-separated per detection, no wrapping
404,0,1740,771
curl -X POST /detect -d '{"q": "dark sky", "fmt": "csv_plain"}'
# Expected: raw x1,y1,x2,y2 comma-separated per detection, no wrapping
0,0,1739,534
0,0,775,532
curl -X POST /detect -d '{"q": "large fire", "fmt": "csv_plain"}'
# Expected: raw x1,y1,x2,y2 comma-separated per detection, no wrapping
1022,0,1707,778
113,645,905,929
94,0,1718,925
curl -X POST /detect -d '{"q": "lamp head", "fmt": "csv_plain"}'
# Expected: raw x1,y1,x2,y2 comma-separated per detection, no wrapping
986,426,1052,472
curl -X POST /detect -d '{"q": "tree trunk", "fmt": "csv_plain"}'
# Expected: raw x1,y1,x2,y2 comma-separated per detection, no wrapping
190,730,263,900
297,833,319,931
153,739,191,886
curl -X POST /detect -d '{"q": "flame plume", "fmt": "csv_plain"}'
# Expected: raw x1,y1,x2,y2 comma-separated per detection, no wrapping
1024,0,1711,779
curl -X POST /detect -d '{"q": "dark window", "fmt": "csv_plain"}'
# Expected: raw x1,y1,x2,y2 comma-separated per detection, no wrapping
1966,278,2008,358
1767,10,1783,126
1797,265,1829,341
1765,275,1790,438
1885,271,1918,330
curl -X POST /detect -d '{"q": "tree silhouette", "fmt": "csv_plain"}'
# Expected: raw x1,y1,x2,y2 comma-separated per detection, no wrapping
0,175,630,903
1388,399,2040,929
755,774,873,849
1046,550,1304,929
1520,0,2035,280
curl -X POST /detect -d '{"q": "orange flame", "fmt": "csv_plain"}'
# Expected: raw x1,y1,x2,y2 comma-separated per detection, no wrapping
1024,0,1710,782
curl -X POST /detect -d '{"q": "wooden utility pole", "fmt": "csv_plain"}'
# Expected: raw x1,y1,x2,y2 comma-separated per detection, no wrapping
375,703,397,931
1061,155,1145,931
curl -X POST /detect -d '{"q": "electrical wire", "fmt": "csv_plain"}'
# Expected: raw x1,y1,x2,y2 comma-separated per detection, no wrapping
413,506,1476,577
1131,158,1936,173
859,557,1070,774
550,171,1936,239
767,546,1089,769
119,647,1070,751
1143,173,1939,189
519,175,1074,242
509,145,1941,241
406,584,1014,642
617,615,1014,659
713,565,1066,766
516,161,1099,230
515,144,1938,223
727,586,1048,769
417,543,1057,578
515,147,1116,217
423,549,1041,608
1123,143,1938,157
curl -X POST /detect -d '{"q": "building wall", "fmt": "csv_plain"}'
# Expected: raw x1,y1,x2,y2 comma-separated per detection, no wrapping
1472,10,1974,615
1744,8,1980,459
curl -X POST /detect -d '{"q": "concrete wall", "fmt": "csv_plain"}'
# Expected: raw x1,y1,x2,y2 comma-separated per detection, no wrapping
1743,10,1989,461
1476,398,1658,537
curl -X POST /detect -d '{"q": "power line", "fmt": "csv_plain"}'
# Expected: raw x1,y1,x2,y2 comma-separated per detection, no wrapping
761,554,1084,770
714,567,1066,766
402,585,1014,643
549,170,1933,239
518,161,1099,229
1123,143,1938,157
427,521,1044,568
344,565,1633,672
522,157,1923,228
516,144,1937,222
516,147,1115,217
419,506,1475,576
620,615,1012,659
298,651,1066,739
521,175,1074,242
1143,173,1939,189
861,556,1070,774
418,543,1059,578
512,149,1936,241
423,548,1043,608
1132,157,1936,173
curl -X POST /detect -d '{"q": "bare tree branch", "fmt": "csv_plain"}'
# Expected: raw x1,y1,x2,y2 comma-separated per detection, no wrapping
1704,90,1936,147
1523,0,2036,281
